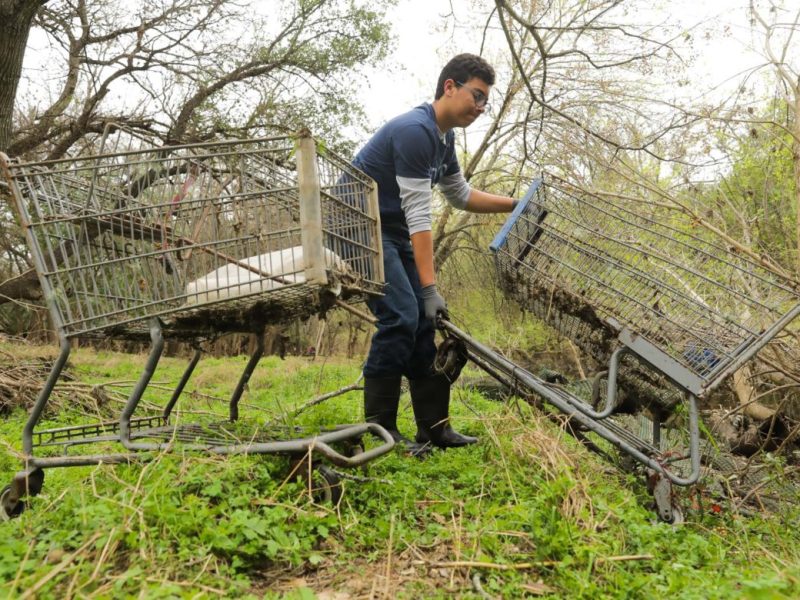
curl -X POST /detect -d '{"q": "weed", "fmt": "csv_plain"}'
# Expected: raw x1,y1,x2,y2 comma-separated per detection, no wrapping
0,344,798,598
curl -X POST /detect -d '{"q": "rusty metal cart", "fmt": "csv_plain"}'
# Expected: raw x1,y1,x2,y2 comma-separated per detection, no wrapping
444,178,800,521
0,129,394,518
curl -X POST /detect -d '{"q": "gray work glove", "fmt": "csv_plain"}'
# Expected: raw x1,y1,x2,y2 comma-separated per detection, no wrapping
421,283,448,322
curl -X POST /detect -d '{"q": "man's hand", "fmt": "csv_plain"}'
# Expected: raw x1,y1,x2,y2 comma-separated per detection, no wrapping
421,284,448,321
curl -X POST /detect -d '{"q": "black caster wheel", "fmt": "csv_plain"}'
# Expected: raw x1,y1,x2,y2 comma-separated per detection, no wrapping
24,468,45,497
0,485,25,521
662,505,684,525
345,441,368,475
345,441,365,458
311,465,342,506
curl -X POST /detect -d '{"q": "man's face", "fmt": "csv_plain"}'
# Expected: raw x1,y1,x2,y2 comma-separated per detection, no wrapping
447,77,490,127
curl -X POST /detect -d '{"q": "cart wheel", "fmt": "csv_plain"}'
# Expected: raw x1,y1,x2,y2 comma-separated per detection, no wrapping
346,442,365,458
25,468,45,497
347,442,368,475
654,501,685,524
665,505,684,525
0,485,25,521
311,465,342,506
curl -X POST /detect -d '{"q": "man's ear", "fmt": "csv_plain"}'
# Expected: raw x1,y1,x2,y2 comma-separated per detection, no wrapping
444,78,457,97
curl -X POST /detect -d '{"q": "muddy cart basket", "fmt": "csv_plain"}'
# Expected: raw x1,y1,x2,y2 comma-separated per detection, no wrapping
473,179,800,520
0,130,393,517
3,131,383,339
491,179,800,403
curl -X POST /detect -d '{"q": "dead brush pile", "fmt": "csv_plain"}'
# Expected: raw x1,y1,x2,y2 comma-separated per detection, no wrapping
0,342,66,414
0,339,120,417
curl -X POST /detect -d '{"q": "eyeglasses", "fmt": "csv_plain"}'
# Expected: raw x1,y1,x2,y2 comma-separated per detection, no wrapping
455,80,490,110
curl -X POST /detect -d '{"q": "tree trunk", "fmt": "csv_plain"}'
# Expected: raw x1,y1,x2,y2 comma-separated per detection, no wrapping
732,365,775,422
794,79,800,274
0,0,46,153
0,268,42,302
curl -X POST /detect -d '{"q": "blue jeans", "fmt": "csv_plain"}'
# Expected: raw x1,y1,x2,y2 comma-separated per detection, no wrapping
363,230,436,380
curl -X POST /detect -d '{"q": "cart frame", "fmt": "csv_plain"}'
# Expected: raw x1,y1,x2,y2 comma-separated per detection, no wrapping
482,179,800,520
0,130,394,517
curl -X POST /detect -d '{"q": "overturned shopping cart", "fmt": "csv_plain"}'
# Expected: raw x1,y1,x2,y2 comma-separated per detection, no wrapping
442,179,800,521
0,129,394,518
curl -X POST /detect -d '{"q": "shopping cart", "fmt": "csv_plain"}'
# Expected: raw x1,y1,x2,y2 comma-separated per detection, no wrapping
444,178,800,521
0,129,394,518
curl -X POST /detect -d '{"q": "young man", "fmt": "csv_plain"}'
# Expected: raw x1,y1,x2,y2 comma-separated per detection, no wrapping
353,53,515,453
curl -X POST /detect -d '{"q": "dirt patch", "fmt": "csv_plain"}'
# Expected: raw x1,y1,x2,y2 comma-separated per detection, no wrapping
250,540,558,599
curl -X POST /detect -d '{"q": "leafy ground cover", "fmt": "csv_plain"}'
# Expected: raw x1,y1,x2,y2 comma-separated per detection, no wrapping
1,340,799,599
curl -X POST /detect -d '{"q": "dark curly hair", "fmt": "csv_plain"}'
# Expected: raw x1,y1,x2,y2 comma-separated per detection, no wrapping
434,54,496,100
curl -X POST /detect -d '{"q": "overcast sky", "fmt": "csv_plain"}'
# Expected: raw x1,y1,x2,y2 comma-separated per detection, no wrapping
361,0,772,130
17,0,783,148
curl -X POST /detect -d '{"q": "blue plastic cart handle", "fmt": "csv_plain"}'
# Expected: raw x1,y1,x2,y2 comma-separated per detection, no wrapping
489,178,542,252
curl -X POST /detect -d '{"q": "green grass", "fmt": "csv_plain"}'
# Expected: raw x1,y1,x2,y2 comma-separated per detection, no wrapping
1,341,799,598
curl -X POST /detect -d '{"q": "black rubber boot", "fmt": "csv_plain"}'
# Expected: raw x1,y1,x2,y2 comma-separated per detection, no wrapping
364,376,429,456
410,374,478,448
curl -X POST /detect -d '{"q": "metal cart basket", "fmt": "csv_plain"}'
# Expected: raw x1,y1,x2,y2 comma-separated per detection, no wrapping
0,130,394,517
475,178,800,520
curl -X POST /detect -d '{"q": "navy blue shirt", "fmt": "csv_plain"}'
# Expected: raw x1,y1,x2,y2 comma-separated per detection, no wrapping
353,103,461,236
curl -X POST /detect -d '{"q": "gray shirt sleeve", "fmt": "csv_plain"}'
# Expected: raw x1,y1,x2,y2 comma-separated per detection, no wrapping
437,171,471,210
397,175,433,235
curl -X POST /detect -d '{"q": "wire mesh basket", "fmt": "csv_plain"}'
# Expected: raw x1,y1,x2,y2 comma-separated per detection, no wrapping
3,129,383,339
0,130,394,517
473,180,800,518
491,179,800,403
